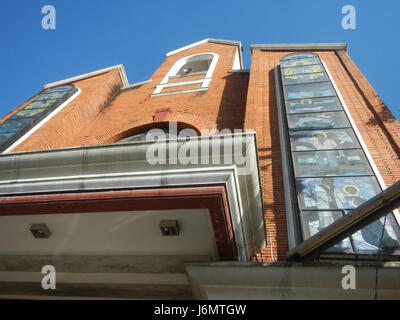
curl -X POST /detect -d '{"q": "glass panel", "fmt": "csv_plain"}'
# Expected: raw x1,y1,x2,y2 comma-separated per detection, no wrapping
352,213,400,253
290,129,360,151
35,90,69,101
285,82,335,99
283,64,324,76
288,111,350,131
281,53,317,61
284,72,328,85
23,99,57,110
0,132,16,144
300,210,353,250
281,57,320,68
286,97,342,114
293,149,373,177
10,107,48,119
45,85,74,92
0,118,31,134
296,176,381,210
0,85,75,152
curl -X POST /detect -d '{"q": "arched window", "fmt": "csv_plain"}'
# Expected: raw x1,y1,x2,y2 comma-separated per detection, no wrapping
175,54,213,76
152,53,219,96
116,126,198,144
276,52,400,255
0,84,78,152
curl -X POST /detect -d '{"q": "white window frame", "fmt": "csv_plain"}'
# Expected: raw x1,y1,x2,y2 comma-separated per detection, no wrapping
153,52,219,95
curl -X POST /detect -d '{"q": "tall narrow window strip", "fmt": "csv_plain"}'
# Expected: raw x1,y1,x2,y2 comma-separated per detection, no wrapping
277,52,400,256
0,85,77,152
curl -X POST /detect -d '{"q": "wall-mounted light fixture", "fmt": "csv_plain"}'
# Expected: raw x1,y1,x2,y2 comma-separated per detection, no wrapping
160,220,180,236
30,224,51,239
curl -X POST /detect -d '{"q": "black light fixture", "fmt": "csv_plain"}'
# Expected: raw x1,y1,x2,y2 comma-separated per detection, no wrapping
30,224,51,239
160,220,180,236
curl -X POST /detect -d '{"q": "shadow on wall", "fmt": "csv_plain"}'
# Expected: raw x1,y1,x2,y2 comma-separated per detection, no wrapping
216,73,249,132
266,68,290,261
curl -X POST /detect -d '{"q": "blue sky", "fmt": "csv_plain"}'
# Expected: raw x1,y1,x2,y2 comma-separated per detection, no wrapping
1,0,399,120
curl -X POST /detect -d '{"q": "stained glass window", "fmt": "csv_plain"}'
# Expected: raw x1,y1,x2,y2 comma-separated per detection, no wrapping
286,97,342,114
281,57,321,68
300,210,353,251
0,85,77,152
287,111,350,130
278,52,400,255
283,72,328,85
285,82,335,99
290,128,360,151
292,149,373,177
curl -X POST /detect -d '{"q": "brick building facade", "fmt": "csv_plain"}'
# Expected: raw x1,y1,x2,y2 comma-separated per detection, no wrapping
0,39,399,299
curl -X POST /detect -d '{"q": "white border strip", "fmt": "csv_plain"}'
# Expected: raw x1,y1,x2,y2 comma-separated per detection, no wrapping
121,79,152,90
167,39,209,57
166,38,242,57
322,59,400,224
3,88,82,153
43,65,129,89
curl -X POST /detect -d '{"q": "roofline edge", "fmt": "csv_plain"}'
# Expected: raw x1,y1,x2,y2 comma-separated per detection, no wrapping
43,64,129,89
250,43,348,52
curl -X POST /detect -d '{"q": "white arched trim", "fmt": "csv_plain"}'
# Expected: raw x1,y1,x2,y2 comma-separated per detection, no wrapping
153,52,219,95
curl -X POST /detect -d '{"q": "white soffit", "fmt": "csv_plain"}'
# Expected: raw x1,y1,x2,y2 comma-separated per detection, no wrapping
0,209,217,258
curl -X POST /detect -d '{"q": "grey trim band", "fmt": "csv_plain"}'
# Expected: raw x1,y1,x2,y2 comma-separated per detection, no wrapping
250,43,348,52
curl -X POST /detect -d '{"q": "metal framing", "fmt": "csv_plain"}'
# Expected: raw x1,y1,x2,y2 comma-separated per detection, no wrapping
274,66,302,248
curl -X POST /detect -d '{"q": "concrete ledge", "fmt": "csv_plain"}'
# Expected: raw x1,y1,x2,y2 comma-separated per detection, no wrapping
185,261,400,299
121,79,152,90
228,69,250,73
150,87,208,97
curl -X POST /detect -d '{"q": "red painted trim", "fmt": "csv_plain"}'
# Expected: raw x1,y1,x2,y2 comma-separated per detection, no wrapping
0,187,237,260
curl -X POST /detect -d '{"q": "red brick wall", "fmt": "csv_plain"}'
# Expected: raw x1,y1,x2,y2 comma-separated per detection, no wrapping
71,42,248,146
6,42,400,263
6,42,248,150
4,42,247,149
246,49,400,262
13,69,123,151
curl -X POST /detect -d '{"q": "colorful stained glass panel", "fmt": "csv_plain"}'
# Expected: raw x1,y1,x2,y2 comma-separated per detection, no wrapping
292,149,373,177
290,129,360,151
285,82,335,99
281,53,317,61
288,111,350,130
300,210,353,250
351,213,400,252
296,176,381,210
281,57,320,68
283,64,324,76
286,97,342,114
284,72,328,85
